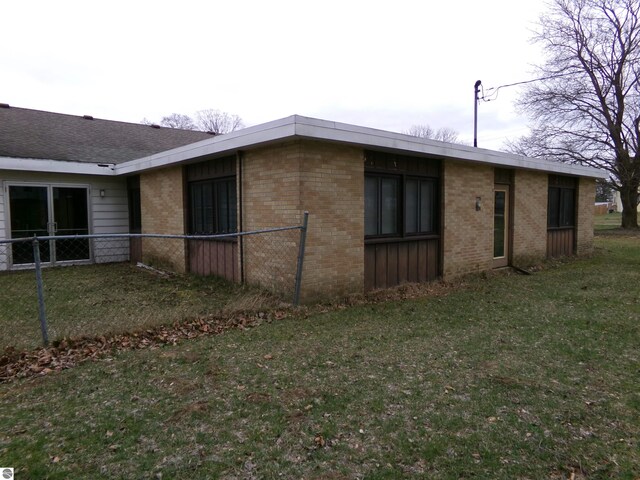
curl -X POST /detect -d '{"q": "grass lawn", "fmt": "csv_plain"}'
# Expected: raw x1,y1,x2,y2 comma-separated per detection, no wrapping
595,211,639,230
0,263,277,351
1,234,639,479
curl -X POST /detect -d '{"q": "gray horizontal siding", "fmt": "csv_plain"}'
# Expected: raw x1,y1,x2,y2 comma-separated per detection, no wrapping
0,170,130,269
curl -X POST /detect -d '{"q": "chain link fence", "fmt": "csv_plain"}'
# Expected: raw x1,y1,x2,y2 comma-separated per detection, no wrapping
0,214,308,351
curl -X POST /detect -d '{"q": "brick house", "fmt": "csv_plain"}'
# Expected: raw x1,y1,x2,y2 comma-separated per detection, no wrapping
1,107,605,301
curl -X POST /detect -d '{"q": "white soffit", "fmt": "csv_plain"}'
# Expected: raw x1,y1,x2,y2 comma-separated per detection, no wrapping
0,157,116,175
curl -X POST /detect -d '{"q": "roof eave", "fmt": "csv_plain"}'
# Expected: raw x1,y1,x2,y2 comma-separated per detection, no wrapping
291,116,607,179
4,114,606,180
0,156,117,176
114,117,299,176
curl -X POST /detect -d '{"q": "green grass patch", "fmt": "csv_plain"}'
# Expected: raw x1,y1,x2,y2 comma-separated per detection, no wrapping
0,262,277,351
1,236,639,478
595,212,623,230
595,211,639,231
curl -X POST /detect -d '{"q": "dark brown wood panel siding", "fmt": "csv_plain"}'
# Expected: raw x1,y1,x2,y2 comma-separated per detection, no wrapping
186,155,236,182
364,151,440,177
547,229,575,258
129,237,142,264
364,238,439,291
188,239,238,282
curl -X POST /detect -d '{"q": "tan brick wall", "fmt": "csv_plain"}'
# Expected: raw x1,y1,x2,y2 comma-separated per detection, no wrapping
242,141,364,301
576,177,596,255
140,166,186,272
299,142,364,301
442,162,494,278
241,143,302,295
512,170,548,266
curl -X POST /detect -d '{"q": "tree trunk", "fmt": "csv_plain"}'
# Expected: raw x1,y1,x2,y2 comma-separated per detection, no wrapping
620,184,639,229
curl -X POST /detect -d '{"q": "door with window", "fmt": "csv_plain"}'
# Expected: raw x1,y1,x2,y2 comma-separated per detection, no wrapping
8,185,90,265
493,185,510,268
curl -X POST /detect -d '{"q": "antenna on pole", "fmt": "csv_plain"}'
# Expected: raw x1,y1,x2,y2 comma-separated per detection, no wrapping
473,80,482,148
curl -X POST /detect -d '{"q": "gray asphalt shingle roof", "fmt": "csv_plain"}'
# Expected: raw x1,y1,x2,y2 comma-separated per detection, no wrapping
0,105,213,164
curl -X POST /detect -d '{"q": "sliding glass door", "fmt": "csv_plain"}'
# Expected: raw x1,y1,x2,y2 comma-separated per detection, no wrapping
9,185,90,265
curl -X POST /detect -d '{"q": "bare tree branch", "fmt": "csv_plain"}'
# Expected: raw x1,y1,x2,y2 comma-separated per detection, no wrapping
509,0,640,227
160,113,196,130
404,124,461,143
194,109,245,135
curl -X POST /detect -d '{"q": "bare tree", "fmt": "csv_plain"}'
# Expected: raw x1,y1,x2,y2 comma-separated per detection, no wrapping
509,0,640,228
404,124,460,143
194,109,245,135
160,113,196,130
140,110,245,134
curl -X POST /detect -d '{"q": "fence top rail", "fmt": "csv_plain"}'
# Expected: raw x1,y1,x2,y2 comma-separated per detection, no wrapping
0,225,304,245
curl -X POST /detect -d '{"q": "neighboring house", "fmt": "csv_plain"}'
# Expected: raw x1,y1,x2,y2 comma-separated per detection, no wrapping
613,190,640,213
1,105,605,302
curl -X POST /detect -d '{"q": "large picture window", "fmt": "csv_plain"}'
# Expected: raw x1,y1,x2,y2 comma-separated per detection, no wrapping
365,174,438,238
548,176,576,228
189,177,237,234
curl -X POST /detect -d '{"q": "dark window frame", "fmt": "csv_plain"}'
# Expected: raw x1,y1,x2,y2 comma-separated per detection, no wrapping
188,176,237,235
365,172,439,240
548,176,576,229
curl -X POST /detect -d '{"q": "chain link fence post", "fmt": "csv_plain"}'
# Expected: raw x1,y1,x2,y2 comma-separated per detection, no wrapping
293,211,309,306
32,237,49,346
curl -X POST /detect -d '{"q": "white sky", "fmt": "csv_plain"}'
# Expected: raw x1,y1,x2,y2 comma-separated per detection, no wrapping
1,0,547,150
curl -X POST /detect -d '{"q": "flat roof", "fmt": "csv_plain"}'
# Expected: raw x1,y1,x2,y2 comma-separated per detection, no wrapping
2,114,606,179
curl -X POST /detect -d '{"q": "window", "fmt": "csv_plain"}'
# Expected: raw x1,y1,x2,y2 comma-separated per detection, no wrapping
189,177,237,234
127,176,141,233
365,174,438,237
365,176,399,236
548,176,576,228
405,178,436,234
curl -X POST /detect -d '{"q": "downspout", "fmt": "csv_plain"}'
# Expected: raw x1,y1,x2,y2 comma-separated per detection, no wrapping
237,151,244,283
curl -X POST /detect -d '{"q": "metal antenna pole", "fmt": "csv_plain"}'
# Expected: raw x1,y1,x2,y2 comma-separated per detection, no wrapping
474,80,482,148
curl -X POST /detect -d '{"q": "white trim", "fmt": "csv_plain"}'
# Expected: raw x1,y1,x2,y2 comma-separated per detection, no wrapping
115,115,606,179
114,120,297,175
4,181,92,266
2,115,607,179
0,157,116,175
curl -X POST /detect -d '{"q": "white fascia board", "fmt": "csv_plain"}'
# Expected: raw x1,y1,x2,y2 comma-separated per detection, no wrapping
114,117,299,175
292,116,607,179
0,156,116,175
115,114,606,179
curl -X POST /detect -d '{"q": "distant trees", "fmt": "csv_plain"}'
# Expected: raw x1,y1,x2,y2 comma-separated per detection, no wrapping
404,125,460,143
596,179,614,202
141,109,245,135
194,110,244,135
508,0,639,228
158,113,196,130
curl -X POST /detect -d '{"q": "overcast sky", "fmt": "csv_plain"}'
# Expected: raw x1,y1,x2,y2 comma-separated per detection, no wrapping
1,0,548,150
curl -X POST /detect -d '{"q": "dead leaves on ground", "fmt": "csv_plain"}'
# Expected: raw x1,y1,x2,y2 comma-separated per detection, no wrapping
0,310,290,383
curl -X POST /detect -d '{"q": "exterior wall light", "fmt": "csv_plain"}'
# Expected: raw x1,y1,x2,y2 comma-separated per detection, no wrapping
476,196,482,211
100,189,106,198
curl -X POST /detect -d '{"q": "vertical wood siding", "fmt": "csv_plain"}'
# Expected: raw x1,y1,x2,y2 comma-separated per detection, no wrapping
547,228,575,258
188,239,238,282
364,238,439,291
